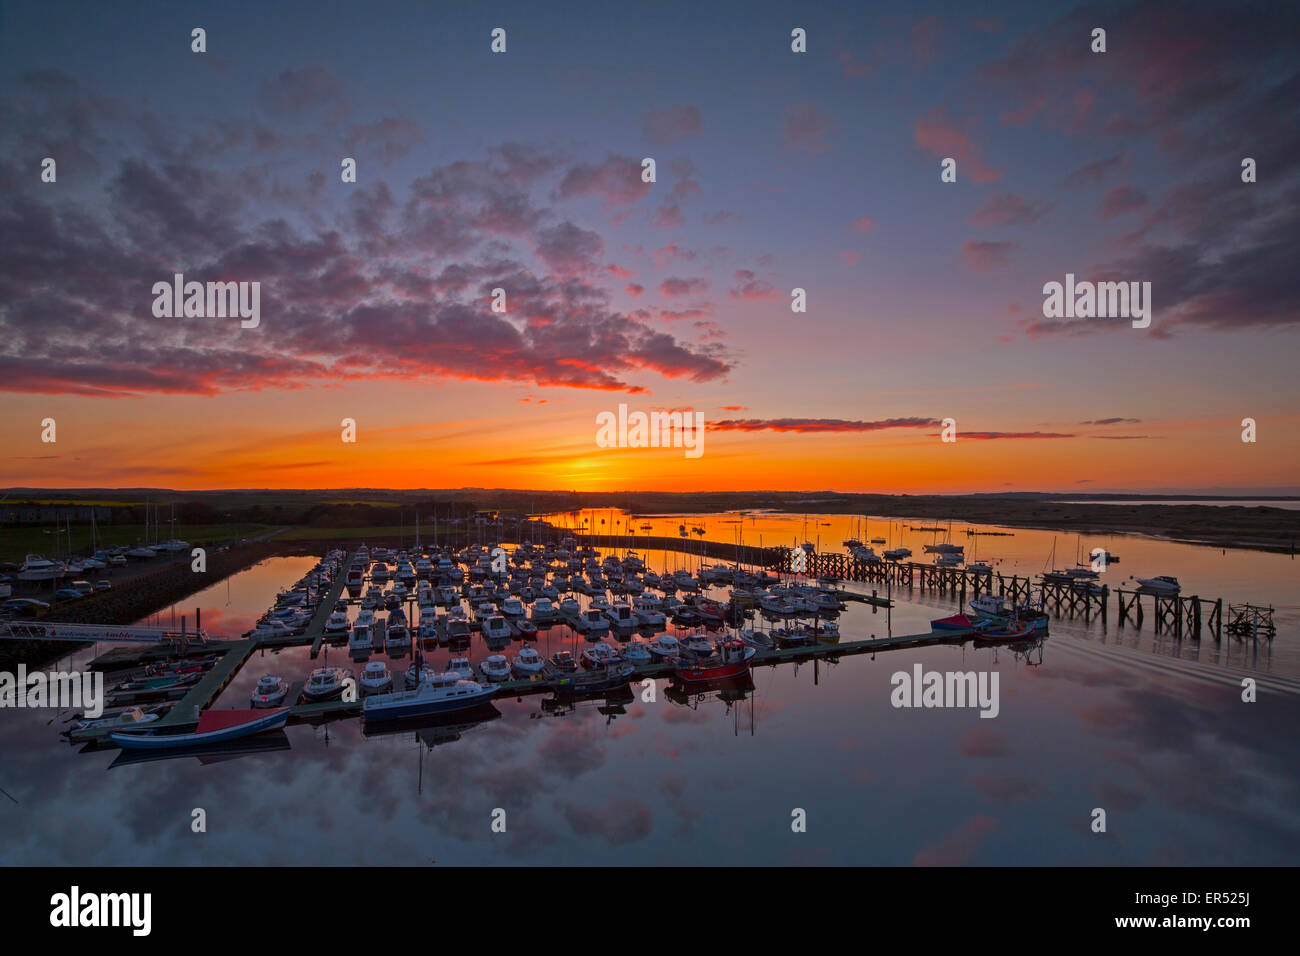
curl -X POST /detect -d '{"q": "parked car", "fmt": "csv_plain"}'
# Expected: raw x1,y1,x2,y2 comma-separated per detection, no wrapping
54,587,83,600
94,580,113,592
2,598,50,614
70,580,94,595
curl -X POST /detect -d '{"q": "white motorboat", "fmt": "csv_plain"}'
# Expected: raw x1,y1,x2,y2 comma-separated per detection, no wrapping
574,609,610,634
738,628,774,650
359,661,393,695
301,666,352,702
250,675,290,708
17,554,65,582
405,661,439,689
448,657,475,680
348,623,374,655
632,596,667,629
512,646,546,677
1136,575,1180,595
481,615,512,642
362,673,495,719
500,597,526,617
970,594,1011,617
324,606,350,636
530,597,559,622
70,705,161,734
603,602,637,628
384,611,410,654
479,654,511,682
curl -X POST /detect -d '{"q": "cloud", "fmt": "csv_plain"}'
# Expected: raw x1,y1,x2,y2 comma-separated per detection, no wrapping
1064,154,1125,187
659,277,709,296
556,154,651,207
710,417,940,433
1080,418,1141,425
959,240,1017,272
782,103,836,154
642,105,703,144
914,107,1001,183
1099,184,1150,220
970,192,1051,227
851,216,874,232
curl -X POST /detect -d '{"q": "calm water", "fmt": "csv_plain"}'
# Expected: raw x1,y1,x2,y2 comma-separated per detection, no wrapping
2,514,1297,866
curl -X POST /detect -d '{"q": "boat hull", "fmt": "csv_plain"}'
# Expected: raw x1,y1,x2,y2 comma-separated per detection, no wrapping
110,708,289,750
363,686,496,720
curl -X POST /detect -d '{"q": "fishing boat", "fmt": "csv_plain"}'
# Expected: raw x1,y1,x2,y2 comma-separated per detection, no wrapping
481,615,512,642
620,637,653,664
479,654,511,682
111,707,289,750
970,594,1012,617
678,632,713,656
976,619,1036,643
512,646,546,677
574,608,610,635
359,661,393,695
581,641,622,668
553,661,635,696
516,619,539,638
249,675,290,708
550,650,578,673
362,674,495,720
773,624,814,647
301,666,351,702
673,639,755,682
603,602,637,628
647,634,681,659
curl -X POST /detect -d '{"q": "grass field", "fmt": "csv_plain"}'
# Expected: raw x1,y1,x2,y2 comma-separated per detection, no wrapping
0,523,272,565
279,525,443,541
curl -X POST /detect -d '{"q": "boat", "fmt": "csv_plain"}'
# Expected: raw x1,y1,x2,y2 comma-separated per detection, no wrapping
1136,575,1180,595
970,594,1012,617
581,641,622,668
384,610,410,654
550,650,578,673
620,637,653,664
359,661,393,695
882,547,911,561
481,615,512,642
405,661,439,689
737,628,774,650
69,705,162,735
574,608,610,634
323,605,351,636
516,619,539,638
113,672,200,694
553,661,635,696
17,554,65,582
647,634,681,658
976,619,1036,643
673,639,755,682
500,597,526,617
111,707,289,750
678,632,713,655
931,613,987,631
603,603,637,628
417,619,439,651
301,666,351,702
448,657,475,680
479,654,511,682
512,646,546,677
249,675,290,708
773,624,814,647
445,619,472,645
362,674,496,720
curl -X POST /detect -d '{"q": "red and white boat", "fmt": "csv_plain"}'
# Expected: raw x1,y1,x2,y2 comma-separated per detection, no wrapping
673,639,756,682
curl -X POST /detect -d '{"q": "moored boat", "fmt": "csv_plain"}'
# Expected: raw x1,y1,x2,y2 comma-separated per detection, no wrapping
673,639,755,683
111,708,289,750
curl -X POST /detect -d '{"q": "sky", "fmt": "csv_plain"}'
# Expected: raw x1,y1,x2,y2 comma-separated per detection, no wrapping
1,0,1297,494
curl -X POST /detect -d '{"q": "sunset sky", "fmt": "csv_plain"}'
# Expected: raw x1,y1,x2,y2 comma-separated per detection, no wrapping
2,0,1297,493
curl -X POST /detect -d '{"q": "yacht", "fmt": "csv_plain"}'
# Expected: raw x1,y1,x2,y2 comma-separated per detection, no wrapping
512,646,546,677
359,661,393,695
362,673,495,719
17,554,65,582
